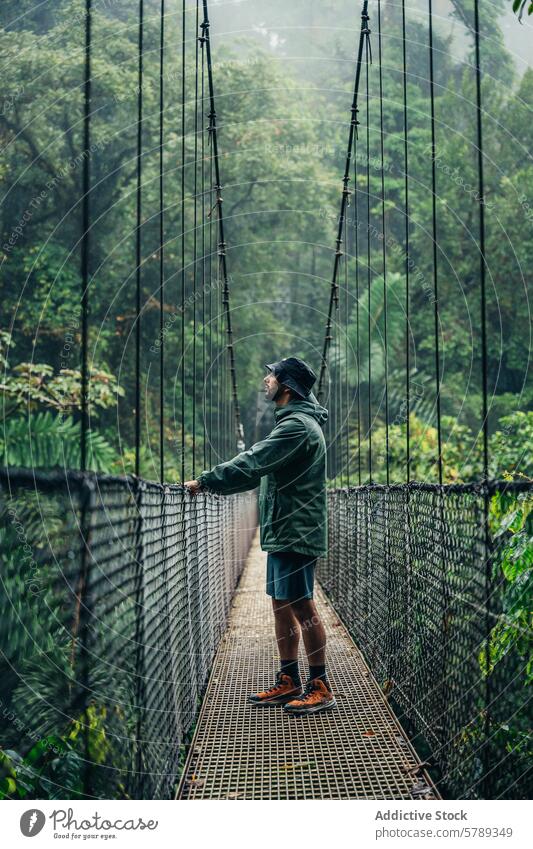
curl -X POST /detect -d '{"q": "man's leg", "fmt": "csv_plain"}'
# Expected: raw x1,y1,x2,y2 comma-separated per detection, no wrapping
289,598,328,683
248,597,304,704
272,598,302,685
282,597,336,713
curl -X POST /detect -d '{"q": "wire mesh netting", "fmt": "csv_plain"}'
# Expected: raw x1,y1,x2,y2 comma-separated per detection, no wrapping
316,481,532,801
0,469,257,799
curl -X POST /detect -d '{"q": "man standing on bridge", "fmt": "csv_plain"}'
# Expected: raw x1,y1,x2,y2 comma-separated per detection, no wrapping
185,356,336,715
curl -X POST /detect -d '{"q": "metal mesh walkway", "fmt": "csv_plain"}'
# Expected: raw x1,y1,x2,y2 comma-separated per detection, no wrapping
177,531,440,800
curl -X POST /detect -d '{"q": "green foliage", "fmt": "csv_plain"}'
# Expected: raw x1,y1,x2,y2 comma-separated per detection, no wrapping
489,412,533,479
0,703,122,799
0,330,121,471
0,737,84,800
511,0,533,22
0,412,116,471
342,410,533,485
483,489,533,684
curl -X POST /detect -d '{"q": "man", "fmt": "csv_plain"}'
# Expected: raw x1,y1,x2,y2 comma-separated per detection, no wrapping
185,356,336,715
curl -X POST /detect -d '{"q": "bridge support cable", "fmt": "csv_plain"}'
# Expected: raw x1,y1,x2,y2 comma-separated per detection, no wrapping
202,0,245,452
377,0,390,486
364,22,373,484
353,129,362,486
159,0,166,482
80,0,92,472
134,1,144,478
400,0,411,482
317,0,371,405
427,0,443,485
473,0,492,800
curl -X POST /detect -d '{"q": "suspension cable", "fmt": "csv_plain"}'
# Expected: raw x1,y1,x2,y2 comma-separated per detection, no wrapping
159,0,165,483
344,237,350,487
202,0,244,451
192,0,200,479
200,25,207,470
354,126,362,486
428,0,443,484
473,0,491,798
135,0,144,478
208,144,214,465
80,0,92,472
365,26,372,484
474,0,488,481
401,0,410,482
317,0,371,404
180,0,186,481
378,0,389,485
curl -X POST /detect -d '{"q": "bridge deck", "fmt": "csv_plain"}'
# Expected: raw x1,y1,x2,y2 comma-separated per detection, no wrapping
177,531,440,800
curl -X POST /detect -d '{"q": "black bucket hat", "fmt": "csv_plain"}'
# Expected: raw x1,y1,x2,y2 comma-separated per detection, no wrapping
265,356,317,399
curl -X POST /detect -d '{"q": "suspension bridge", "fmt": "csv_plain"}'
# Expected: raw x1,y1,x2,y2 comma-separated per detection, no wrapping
0,0,531,802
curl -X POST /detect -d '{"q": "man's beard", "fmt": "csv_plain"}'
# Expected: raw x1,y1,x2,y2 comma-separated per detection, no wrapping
271,383,284,402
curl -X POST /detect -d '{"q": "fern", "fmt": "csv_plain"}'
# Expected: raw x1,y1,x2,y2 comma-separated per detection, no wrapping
0,412,116,472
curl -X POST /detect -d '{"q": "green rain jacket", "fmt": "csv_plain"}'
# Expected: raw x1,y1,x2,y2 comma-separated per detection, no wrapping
197,392,328,557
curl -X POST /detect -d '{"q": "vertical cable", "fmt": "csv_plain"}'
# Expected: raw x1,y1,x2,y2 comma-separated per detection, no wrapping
474,1,488,482
208,147,214,465
428,0,447,780
345,241,350,487
335,275,341,485
365,29,372,484
214,190,220,460
135,0,144,478
202,0,245,453
192,0,200,478
401,0,410,482
428,0,442,484
378,0,389,485
354,139,362,486
200,26,207,470
317,1,370,402
180,0,186,481
473,0,491,797
158,0,165,483
80,0,92,472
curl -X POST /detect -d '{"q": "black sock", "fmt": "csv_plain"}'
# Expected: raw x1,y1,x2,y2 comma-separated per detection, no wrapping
308,664,328,686
280,659,300,684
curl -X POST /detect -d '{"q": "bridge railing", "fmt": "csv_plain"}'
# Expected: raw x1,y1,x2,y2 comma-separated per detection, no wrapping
0,469,257,800
317,481,532,800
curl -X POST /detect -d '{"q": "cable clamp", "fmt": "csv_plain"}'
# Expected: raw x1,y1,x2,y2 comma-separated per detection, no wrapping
363,27,373,65
351,105,361,139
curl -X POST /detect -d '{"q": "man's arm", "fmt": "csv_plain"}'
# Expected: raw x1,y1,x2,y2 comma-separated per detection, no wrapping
193,417,307,495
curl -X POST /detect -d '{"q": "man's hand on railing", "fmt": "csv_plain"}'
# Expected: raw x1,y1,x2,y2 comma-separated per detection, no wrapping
184,479,202,495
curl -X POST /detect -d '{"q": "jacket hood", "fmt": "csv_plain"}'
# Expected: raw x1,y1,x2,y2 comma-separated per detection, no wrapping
274,390,329,426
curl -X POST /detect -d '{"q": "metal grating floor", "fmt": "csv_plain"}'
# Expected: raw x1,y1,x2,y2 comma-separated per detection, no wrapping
177,531,440,800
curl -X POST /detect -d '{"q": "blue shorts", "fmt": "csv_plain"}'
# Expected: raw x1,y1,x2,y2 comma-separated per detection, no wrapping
266,551,317,601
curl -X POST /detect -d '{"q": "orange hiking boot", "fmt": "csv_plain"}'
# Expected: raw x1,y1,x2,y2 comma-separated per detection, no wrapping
248,671,303,706
283,677,337,715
